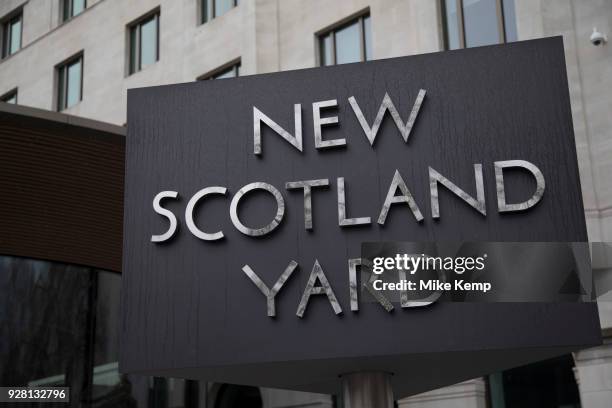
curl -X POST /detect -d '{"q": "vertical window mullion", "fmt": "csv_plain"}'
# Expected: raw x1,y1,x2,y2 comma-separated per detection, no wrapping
79,56,83,103
358,17,365,62
137,23,142,72
156,14,160,62
4,22,9,57
457,0,466,49
331,31,336,65
497,0,507,43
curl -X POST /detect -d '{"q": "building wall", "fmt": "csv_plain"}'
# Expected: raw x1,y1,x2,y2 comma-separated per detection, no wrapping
0,0,443,124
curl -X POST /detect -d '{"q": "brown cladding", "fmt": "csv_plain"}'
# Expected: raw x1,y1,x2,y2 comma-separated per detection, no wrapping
0,103,125,272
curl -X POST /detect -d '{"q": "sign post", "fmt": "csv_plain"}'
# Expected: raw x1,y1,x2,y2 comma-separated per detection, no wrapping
121,37,601,401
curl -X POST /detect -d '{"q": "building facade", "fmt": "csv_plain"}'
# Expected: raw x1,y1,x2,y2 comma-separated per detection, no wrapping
0,0,611,407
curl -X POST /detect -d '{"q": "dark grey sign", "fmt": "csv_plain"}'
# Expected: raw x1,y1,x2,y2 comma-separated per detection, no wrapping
121,37,600,398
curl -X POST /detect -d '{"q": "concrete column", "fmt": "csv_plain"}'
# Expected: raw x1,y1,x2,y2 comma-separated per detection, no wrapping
260,387,333,408
574,337,612,408
397,378,487,408
341,372,394,408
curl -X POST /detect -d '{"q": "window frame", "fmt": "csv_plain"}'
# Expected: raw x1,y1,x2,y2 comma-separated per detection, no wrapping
441,0,513,50
56,52,84,112
1,8,23,59
127,9,160,76
1,88,18,104
200,0,239,25
197,59,241,80
61,0,87,23
316,11,371,67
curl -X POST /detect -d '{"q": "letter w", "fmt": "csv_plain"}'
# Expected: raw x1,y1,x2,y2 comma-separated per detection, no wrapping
348,89,426,145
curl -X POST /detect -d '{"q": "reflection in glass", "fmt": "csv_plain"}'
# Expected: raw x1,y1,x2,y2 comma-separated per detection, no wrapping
2,91,17,104
444,0,461,50
140,16,158,69
72,0,86,16
0,256,207,407
0,257,91,391
320,34,333,66
9,18,21,55
318,15,371,66
215,0,234,18
502,0,517,42
66,59,82,108
129,13,159,74
335,21,361,64
463,0,501,47
363,15,372,60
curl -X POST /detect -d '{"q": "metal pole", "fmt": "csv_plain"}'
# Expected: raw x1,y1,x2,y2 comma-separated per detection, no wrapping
341,372,394,408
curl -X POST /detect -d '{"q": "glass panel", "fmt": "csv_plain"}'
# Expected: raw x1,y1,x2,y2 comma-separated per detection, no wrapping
497,355,581,407
63,0,71,21
72,0,86,17
140,16,158,69
0,256,209,407
214,0,234,18
66,58,82,108
9,17,21,55
320,33,333,66
0,257,92,389
212,65,239,79
2,92,17,104
201,0,209,23
444,0,461,50
502,0,517,42
334,20,361,64
363,16,372,60
463,0,501,47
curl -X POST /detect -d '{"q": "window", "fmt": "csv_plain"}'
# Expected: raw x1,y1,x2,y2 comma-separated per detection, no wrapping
128,11,159,75
1,88,17,104
201,0,239,24
442,0,517,50
1,10,22,58
198,60,240,80
318,14,372,66
62,0,86,22
57,54,83,111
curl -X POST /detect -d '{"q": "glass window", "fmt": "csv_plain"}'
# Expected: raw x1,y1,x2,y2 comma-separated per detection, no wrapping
0,255,207,407
363,15,372,61
444,0,461,50
201,0,238,24
2,12,22,58
320,33,333,66
129,11,159,75
62,0,86,22
463,0,500,47
442,0,517,49
140,17,158,69
198,61,241,80
335,21,361,65
502,0,517,42
1,89,17,104
488,355,581,408
57,54,83,111
318,14,372,66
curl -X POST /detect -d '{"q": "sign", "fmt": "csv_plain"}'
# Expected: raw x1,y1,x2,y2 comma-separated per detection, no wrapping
121,37,600,398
